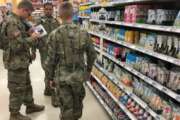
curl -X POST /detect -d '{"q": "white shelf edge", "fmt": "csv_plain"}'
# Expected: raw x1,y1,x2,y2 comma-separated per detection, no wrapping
88,31,180,66
90,74,137,120
94,63,165,120
101,51,180,103
89,0,166,8
78,16,90,19
86,81,117,120
90,4,101,8
111,0,172,5
80,2,94,6
89,19,180,34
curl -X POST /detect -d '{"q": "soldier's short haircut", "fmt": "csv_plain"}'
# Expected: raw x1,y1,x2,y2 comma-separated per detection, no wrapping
44,2,53,8
17,0,34,11
59,2,73,18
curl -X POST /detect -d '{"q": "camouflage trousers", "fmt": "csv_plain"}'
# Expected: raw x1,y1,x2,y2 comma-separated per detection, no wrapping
8,68,34,113
56,69,86,120
40,50,59,105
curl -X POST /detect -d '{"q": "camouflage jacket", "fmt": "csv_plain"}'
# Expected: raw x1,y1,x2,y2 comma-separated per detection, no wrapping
2,13,35,70
36,16,59,49
45,23,96,81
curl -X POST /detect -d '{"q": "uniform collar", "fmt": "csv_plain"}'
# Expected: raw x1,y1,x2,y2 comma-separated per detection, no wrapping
11,12,24,21
44,15,53,19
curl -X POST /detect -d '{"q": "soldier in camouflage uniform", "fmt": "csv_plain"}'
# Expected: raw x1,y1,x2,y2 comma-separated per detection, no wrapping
45,2,96,120
36,2,59,97
2,1,45,120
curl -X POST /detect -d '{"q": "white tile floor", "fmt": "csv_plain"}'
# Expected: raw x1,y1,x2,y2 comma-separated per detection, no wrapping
0,50,111,120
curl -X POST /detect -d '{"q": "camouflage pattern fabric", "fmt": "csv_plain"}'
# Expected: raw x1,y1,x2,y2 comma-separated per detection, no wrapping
2,13,36,113
36,16,59,90
2,13,35,70
8,68,34,113
45,23,96,120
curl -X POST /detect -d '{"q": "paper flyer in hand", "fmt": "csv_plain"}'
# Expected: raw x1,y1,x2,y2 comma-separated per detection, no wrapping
34,24,47,37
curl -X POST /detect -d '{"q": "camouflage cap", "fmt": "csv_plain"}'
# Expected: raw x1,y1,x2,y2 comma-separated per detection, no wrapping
17,0,34,11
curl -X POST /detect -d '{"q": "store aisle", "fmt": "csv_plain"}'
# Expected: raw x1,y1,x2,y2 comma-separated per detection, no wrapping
0,50,110,120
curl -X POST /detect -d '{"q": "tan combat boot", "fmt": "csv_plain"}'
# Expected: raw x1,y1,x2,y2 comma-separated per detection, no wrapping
26,104,45,114
10,112,31,120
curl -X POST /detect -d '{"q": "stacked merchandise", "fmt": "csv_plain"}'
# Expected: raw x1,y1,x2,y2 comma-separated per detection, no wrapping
81,20,90,30
91,5,179,26
91,37,100,48
79,1,95,18
99,57,180,120
79,5,91,17
91,66,154,120
90,24,180,59
101,39,180,94
79,1,180,120
91,78,130,120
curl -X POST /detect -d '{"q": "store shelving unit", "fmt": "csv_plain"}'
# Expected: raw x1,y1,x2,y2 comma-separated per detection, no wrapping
89,31,180,66
101,50,180,102
90,74,137,120
86,81,118,120
80,0,180,119
89,0,176,8
90,19,180,34
93,63,166,120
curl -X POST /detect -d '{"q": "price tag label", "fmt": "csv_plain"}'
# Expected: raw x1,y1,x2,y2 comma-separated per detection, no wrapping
145,106,150,111
136,72,141,77
109,76,113,80
141,75,146,80
162,87,167,92
159,25,166,29
138,47,145,53
121,62,125,67
148,51,155,56
129,93,133,97
151,82,157,86
176,96,180,102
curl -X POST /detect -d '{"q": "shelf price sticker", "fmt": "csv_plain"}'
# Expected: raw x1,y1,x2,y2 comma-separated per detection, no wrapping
121,62,126,67
141,74,146,80
151,81,157,86
129,93,133,97
109,75,113,81
161,87,168,92
145,106,150,112
136,72,142,77
138,47,146,53
176,95,180,102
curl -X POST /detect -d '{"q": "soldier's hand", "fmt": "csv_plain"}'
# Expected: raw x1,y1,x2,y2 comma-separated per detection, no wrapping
28,28,34,35
49,80,55,89
31,32,40,40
